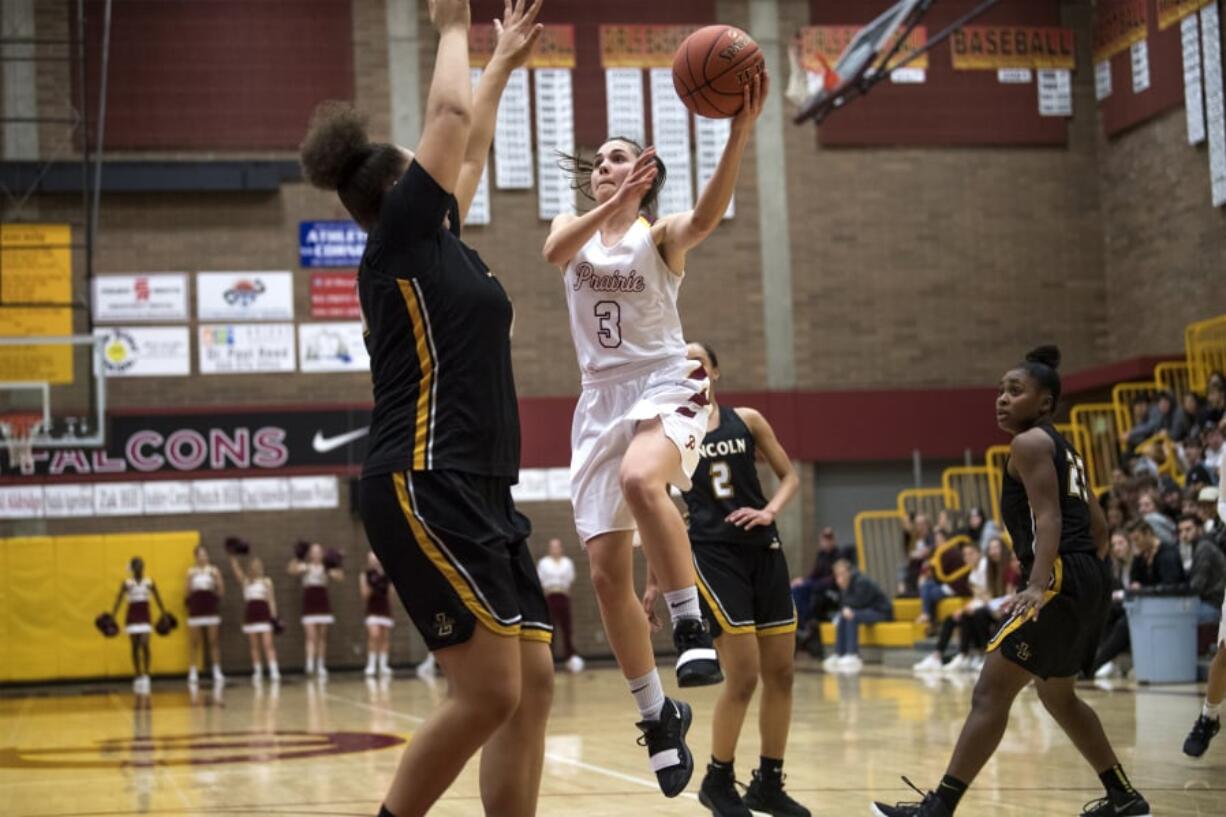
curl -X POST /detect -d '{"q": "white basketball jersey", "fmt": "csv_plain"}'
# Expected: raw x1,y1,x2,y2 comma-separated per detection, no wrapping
564,218,687,384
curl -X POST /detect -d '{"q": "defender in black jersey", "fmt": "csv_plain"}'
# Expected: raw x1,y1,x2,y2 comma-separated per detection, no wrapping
671,343,809,817
300,3,552,816
873,347,1151,817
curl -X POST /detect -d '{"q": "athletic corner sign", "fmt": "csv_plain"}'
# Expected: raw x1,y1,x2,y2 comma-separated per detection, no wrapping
300,221,368,268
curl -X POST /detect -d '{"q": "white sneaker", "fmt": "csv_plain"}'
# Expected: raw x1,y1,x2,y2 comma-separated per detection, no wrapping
970,654,985,672
1094,660,1117,680
269,665,281,682
213,667,225,685
317,665,328,681
912,653,943,673
943,654,970,674
187,666,198,685
566,654,585,673
252,670,263,685
364,662,376,677
416,655,438,679
138,675,151,695
133,676,143,694
822,655,841,673
837,655,864,674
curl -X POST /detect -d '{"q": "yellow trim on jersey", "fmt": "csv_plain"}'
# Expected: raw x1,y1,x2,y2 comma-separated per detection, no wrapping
756,620,798,638
694,569,756,636
987,556,1063,653
520,627,554,644
397,280,434,470
636,216,651,229
392,472,519,638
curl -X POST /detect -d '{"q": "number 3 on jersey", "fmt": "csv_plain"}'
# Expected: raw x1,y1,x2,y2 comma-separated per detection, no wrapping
594,301,621,348
1066,450,1089,504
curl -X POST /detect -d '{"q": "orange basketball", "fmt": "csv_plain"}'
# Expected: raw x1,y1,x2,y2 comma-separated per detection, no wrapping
672,25,765,119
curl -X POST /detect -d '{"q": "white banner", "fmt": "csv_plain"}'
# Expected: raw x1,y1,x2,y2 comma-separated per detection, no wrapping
1203,2,1226,207
0,485,44,518
192,479,243,513
546,467,571,501
142,481,194,515
290,475,339,509
889,67,926,83
196,271,294,321
1038,69,1073,117
43,484,94,517
495,68,534,190
95,326,191,378
94,482,143,516
535,69,576,220
1183,14,1207,145
694,115,734,219
1131,39,1152,93
92,273,188,322
298,322,370,373
465,69,492,227
997,68,1033,84
1095,60,1113,100
509,469,549,502
199,324,296,374
649,67,693,216
605,68,646,144
242,478,292,510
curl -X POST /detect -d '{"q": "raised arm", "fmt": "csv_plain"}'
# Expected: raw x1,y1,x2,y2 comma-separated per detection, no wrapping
454,0,544,220
228,556,248,585
413,0,474,194
287,558,306,577
654,71,768,272
1009,429,1061,622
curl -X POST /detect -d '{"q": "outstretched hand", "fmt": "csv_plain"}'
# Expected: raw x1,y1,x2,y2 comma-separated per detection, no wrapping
428,0,471,32
492,0,545,69
732,69,769,133
609,146,658,211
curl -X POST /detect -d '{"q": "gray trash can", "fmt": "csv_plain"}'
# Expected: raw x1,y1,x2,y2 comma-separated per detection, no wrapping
1123,595,1199,684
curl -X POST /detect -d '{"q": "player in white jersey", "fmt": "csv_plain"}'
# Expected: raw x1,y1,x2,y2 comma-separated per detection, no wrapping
544,71,768,797
185,545,225,686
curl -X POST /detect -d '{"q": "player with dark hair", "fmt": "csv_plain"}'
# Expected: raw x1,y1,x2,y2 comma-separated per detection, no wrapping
543,66,768,798
111,557,167,696
872,347,1152,817
300,2,554,815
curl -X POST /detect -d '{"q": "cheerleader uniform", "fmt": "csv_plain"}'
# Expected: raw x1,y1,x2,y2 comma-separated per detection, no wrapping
301,564,335,625
186,567,221,628
365,570,395,629
242,579,273,634
124,578,154,635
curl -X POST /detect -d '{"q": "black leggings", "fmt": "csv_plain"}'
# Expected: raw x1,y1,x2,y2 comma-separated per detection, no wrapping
935,609,995,655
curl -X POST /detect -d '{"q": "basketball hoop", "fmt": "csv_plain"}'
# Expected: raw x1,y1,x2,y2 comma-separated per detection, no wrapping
0,412,43,472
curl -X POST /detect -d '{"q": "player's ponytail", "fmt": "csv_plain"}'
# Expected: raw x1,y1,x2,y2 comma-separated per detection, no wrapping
300,101,405,230
1021,345,1062,408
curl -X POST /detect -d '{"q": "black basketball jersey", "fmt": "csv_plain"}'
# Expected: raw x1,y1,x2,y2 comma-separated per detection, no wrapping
359,162,520,480
1000,423,1095,571
682,406,780,547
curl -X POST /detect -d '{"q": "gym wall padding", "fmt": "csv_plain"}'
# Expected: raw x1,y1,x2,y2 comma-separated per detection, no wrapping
0,531,199,683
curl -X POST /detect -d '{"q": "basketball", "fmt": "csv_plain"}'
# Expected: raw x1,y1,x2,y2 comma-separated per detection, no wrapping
672,25,765,119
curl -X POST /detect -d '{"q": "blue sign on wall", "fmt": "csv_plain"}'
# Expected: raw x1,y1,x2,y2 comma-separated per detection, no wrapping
299,221,368,268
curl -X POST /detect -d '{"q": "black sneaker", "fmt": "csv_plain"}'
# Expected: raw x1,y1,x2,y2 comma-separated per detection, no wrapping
635,697,694,797
674,617,723,687
1080,794,1152,816
743,768,810,816
698,763,751,817
1183,714,1221,758
870,778,952,817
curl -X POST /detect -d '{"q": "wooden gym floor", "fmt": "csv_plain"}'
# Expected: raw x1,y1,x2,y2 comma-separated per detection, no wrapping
1,662,1222,816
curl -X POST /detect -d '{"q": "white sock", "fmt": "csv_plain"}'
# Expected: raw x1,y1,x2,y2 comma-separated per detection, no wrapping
252,662,262,675
663,586,702,623
269,660,279,675
1206,700,1222,720
628,668,665,722
365,654,376,672
379,652,390,671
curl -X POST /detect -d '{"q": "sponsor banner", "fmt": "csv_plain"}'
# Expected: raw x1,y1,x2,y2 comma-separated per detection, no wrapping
298,322,370,373
470,23,575,69
951,27,1075,70
799,25,929,73
600,25,699,68
199,323,296,374
0,223,71,305
0,407,373,480
1159,0,1215,29
0,476,339,519
1093,0,1149,63
299,221,367,268
197,271,294,321
309,271,360,320
96,326,191,378
0,307,73,384
92,273,188,322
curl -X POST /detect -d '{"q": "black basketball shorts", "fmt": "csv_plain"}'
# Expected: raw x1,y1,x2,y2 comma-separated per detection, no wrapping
692,539,797,638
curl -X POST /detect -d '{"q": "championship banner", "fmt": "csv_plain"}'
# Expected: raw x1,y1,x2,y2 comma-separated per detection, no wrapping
465,69,492,226
469,24,575,69
605,68,646,145
694,115,733,219
649,67,693,216
950,27,1075,70
599,25,699,68
1183,14,1206,144
1093,0,1149,64
1203,1,1226,207
799,25,929,75
1159,0,1215,30
0,223,74,384
535,67,576,220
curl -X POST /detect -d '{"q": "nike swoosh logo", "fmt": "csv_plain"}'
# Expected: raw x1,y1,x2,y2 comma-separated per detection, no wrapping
312,427,370,453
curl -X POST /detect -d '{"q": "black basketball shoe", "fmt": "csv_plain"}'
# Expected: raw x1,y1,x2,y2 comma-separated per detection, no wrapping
1080,794,1152,816
673,617,723,687
1182,714,1221,758
871,778,952,817
742,768,811,816
698,763,751,817
635,697,694,797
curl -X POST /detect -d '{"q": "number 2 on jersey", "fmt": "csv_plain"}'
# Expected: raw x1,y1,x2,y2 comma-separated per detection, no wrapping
594,301,622,348
1066,450,1089,504
711,461,734,499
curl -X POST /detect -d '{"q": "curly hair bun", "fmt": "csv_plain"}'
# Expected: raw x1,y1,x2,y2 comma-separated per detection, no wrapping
300,101,370,191
1025,345,1061,370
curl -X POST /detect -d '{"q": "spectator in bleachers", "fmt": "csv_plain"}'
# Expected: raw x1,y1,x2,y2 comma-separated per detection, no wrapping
1180,435,1215,487
1126,391,1175,451
1092,519,1187,678
1197,486,1225,549
935,509,958,537
1203,419,1224,475
1160,479,1184,521
1106,530,1132,591
912,540,1012,674
1172,391,1207,442
962,507,999,550
1104,500,1128,531
1179,514,1226,628
899,512,935,597
1206,373,1226,424
1137,491,1177,546
791,526,848,655
915,533,973,633
822,559,892,674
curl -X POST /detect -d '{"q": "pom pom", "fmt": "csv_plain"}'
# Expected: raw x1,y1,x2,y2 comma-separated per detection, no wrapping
271,616,285,635
293,540,310,560
95,612,119,638
224,536,250,555
154,612,178,636
323,548,343,570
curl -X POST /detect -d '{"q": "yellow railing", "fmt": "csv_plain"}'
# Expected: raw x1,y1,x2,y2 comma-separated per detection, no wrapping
853,510,905,596
941,466,1000,527
1111,381,1163,442
1071,403,1119,495
1187,315,1226,392
896,487,951,521
1154,361,1190,400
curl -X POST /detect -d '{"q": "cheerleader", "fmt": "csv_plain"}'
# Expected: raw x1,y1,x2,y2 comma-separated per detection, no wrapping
230,554,281,682
185,545,225,686
361,552,395,677
109,557,167,695
288,542,344,678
